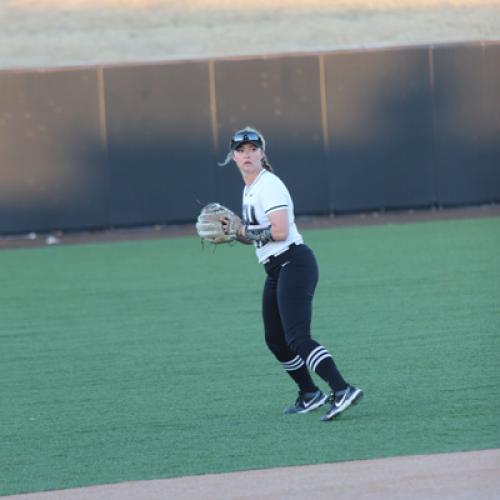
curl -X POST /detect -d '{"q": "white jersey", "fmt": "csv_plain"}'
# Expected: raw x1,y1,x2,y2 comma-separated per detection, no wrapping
242,169,304,264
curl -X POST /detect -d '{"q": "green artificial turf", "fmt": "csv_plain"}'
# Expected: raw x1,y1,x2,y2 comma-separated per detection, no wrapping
1,217,499,495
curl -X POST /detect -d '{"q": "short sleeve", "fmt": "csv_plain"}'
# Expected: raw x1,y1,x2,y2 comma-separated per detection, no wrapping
259,175,289,215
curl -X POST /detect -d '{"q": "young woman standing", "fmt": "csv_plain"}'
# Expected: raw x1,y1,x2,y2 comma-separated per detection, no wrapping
221,127,363,421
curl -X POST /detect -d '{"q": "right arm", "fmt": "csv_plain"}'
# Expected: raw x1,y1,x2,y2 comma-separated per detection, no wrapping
236,229,253,245
220,215,253,244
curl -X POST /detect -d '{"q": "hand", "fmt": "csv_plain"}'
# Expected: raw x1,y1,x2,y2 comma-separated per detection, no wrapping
220,216,229,234
220,215,240,234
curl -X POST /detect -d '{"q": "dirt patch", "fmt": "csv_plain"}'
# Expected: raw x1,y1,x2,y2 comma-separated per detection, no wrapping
1,204,499,251
2,0,500,70
5,449,500,499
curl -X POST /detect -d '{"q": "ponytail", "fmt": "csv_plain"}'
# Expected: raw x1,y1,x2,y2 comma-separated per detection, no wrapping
218,151,233,167
261,156,274,173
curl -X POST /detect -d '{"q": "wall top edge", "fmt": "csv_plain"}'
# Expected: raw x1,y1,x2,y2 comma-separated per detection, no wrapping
1,38,499,76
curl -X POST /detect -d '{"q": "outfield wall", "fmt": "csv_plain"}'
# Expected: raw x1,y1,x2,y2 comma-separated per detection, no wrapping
1,41,499,234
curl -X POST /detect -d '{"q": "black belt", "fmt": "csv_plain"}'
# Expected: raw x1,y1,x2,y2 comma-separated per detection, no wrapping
263,243,299,265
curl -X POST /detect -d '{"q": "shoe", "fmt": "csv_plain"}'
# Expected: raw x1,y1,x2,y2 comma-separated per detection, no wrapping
321,385,363,421
284,389,328,414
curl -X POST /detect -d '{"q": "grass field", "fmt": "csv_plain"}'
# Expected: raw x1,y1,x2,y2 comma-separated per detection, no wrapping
1,217,499,496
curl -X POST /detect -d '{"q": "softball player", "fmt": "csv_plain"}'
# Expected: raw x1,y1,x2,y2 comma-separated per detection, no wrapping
222,127,363,421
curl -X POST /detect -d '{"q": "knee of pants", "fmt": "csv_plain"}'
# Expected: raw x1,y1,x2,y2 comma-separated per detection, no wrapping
289,337,317,361
284,327,310,354
265,339,293,362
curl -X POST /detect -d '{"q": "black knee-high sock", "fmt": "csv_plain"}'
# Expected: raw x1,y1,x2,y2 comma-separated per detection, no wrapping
281,355,317,393
296,340,348,393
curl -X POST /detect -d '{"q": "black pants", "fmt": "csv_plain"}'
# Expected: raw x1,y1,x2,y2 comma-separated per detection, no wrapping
262,243,348,393
263,244,318,358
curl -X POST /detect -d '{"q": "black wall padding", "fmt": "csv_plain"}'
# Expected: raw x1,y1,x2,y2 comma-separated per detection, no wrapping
214,56,329,216
0,69,108,234
324,47,436,212
432,43,500,206
0,41,499,235
103,62,216,226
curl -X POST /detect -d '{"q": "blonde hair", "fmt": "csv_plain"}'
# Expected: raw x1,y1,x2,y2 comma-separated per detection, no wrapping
218,126,274,173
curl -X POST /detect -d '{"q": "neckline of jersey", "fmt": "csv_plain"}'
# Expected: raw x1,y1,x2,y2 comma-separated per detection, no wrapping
244,168,267,194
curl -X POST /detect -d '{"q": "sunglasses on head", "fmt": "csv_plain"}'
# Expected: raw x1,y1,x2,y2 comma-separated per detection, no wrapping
231,131,263,149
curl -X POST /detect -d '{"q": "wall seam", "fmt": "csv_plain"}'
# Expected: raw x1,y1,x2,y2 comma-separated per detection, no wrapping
97,66,111,227
318,54,329,153
208,60,219,152
97,67,108,154
428,45,440,207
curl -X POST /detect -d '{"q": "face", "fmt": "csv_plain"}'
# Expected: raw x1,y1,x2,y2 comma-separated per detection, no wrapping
233,143,264,177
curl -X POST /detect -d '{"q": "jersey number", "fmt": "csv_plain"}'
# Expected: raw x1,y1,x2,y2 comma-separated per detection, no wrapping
242,204,267,247
242,204,258,226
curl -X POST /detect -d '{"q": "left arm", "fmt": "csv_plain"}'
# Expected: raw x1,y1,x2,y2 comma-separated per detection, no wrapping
266,209,288,241
238,208,289,244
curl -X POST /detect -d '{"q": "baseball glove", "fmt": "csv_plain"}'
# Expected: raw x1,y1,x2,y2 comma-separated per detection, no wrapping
196,202,241,244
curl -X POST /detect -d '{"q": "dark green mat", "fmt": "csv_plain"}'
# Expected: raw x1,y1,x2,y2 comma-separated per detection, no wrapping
1,217,499,495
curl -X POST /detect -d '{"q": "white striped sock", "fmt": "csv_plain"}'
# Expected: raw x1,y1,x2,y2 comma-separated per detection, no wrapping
306,346,332,372
281,355,305,372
